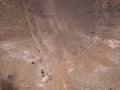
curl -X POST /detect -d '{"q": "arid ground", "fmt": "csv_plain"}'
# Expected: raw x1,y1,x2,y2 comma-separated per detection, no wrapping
0,0,120,90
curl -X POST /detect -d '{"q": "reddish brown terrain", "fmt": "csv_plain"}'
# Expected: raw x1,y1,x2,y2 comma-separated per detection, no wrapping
0,0,120,90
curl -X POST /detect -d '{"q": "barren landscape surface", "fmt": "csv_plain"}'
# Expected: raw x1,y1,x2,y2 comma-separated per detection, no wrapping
0,0,120,90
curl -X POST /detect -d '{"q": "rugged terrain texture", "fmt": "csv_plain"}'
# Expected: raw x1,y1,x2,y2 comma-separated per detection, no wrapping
0,0,120,90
